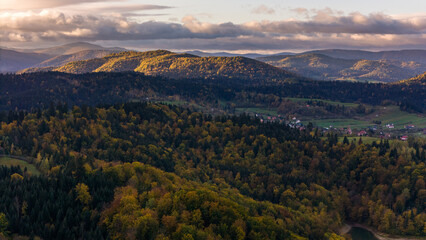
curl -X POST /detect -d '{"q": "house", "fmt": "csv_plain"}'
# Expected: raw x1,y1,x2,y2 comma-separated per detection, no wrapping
405,124,415,129
400,136,408,141
386,124,394,129
358,130,367,136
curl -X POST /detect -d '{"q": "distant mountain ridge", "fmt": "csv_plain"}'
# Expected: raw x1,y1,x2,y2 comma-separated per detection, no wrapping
34,49,123,68
0,49,50,72
0,42,127,73
3,42,426,83
258,52,426,82
305,49,426,63
21,50,296,82
17,42,126,56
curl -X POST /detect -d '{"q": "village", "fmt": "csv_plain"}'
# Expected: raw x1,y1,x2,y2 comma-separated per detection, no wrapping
253,112,425,141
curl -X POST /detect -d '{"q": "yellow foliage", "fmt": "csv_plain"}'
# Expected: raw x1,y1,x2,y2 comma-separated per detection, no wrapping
75,183,92,205
10,173,23,181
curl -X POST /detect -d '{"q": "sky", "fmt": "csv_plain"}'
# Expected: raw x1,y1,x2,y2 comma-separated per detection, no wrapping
1,0,426,53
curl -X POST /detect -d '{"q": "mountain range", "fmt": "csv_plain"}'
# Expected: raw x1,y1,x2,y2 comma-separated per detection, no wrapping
0,42,125,73
258,53,426,82
20,50,296,82
2,42,426,83
183,50,294,59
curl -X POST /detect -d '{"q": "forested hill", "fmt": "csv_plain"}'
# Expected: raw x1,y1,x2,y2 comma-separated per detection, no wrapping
0,102,424,239
20,50,296,82
399,71,426,85
257,53,426,82
0,72,426,112
0,72,425,112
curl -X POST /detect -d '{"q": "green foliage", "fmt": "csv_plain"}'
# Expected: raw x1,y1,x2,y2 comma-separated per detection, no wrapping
75,183,92,205
0,165,118,239
0,102,424,239
101,162,304,240
0,157,40,176
0,212,8,233
0,71,424,114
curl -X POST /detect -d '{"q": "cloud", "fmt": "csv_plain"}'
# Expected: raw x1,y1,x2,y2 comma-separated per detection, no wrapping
244,12,426,34
1,9,426,50
252,5,275,15
181,15,256,37
112,33,426,51
0,0,120,10
93,4,172,13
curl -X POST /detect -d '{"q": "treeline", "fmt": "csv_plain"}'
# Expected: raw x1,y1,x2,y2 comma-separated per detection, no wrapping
0,72,424,112
0,102,424,239
0,166,118,239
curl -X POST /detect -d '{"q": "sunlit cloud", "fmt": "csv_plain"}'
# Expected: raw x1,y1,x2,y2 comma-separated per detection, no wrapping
1,8,426,50
252,5,275,15
0,0,121,10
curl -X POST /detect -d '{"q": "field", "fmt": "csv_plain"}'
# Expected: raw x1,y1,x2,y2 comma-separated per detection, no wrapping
307,118,371,129
338,136,382,144
300,104,425,130
286,97,359,107
235,107,277,116
0,156,41,176
151,98,425,132
155,100,207,112
372,106,426,128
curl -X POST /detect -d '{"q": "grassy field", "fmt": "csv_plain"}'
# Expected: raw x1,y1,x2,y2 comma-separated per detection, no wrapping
305,118,370,129
156,100,206,111
235,107,278,116
338,136,382,144
158,98,425,131
0,156,41,176
372,106,426,128
300,104,425,130
286,97,359,107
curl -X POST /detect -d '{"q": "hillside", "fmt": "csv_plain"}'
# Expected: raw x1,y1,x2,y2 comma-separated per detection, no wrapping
25,41,126,56
398,71,426,85
34,49,122,68
0,49,50,73
1,71,424,112
258,53,426,82
305,49,426,63
0,102,424,239
185,50,268,59
24,50,296,82
1,42,127,72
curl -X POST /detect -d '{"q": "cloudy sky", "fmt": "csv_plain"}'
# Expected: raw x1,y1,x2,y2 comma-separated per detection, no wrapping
1,0,426,52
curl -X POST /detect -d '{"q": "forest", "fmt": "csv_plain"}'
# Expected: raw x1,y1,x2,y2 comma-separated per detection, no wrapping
0,72,425,113
0,102,424,239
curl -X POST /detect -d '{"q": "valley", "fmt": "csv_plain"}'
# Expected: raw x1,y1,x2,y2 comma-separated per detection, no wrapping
0,44,425,240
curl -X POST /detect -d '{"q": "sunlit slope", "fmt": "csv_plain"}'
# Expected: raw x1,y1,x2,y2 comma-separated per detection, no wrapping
28,50,295,81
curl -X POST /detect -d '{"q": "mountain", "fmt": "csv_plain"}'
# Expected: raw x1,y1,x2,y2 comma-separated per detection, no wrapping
185,50,268,59
304,49,426,64
0,48,51,73
398,71,426,85
34,49,122,68
22,50,296,82
1,42,126,72
21,42,126,56
258,53,426,82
